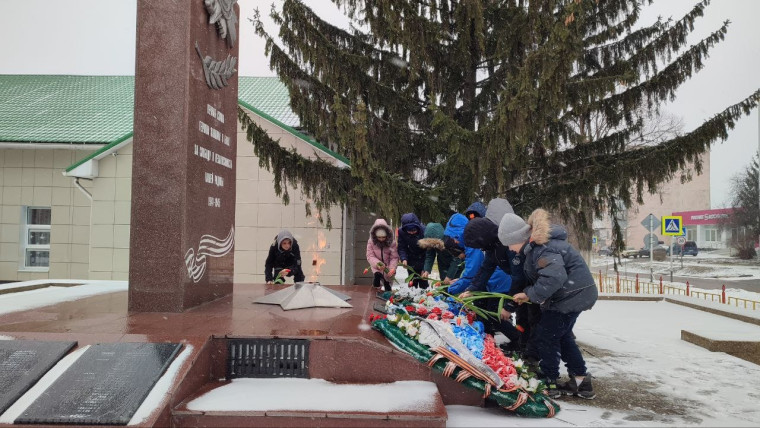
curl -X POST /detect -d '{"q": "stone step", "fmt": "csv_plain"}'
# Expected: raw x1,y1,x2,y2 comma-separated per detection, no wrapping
681,330,760,365
172,378,447,427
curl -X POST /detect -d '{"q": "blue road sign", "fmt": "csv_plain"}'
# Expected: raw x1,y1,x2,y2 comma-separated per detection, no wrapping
662,216,683,236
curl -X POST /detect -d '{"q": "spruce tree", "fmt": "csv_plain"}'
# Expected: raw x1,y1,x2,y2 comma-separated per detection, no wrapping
244,0,759,247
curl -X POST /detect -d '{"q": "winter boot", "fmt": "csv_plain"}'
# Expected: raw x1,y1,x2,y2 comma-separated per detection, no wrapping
560,374,596,399
542,379,561,399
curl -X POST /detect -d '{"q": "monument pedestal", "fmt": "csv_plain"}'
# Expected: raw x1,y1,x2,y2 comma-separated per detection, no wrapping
129,0,239,312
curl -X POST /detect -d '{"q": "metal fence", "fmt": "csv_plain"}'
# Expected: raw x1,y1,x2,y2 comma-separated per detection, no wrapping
595,271,760,311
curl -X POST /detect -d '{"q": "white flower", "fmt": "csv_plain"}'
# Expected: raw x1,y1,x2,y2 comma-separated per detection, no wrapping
517,377,529,389
406,326,419,337
514,359,524,369
528,378,539,392
387,314,398,323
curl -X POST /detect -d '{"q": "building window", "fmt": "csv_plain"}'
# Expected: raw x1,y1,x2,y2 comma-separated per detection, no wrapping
23,207,51,268
704,228,718,243
685,227,696,242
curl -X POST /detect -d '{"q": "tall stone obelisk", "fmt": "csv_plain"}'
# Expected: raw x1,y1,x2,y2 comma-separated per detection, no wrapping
129,0,239,312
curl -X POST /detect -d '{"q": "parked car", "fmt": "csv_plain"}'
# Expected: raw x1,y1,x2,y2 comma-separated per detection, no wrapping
621,248,639,258
598,247,614,256
637,245,670,259
673,241,698,256
637,247,651,258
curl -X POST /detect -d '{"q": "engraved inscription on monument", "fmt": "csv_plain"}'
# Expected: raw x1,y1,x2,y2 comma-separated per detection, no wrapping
0,340,76,415
16,342,182,425
129,0,239,311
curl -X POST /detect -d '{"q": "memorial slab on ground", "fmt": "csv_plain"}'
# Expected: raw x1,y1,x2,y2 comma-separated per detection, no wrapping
16,342,182,425
0,340,76,415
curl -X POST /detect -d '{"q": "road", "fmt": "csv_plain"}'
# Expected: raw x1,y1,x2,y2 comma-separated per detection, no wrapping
611,271,760,292
591,257,760,292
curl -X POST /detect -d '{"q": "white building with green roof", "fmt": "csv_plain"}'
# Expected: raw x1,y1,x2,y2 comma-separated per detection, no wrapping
0,75,363,285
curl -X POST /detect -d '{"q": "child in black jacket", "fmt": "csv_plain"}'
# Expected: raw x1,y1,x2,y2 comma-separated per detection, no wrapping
265,230,305,284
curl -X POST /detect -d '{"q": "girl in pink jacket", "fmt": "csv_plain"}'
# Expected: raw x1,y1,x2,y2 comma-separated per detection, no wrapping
366,219,399,291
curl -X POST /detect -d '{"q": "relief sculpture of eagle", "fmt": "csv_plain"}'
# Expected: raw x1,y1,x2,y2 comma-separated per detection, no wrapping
204,0,238,47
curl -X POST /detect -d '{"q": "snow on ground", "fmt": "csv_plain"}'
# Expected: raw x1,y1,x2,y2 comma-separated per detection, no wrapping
591,255,760,280
0,280,127,316
186,378,440,413
572,300,760,426
0,346,90,424
447,299,760,427
446,403,627,427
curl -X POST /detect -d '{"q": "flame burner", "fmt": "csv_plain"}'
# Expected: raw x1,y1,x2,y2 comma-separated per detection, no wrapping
253,282,352,310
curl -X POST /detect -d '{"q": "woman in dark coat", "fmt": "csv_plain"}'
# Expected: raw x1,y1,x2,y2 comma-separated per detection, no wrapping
264,230,305,284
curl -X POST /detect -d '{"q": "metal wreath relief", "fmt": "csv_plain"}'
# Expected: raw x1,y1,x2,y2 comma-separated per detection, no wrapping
204,0,238,47
195,42,237,90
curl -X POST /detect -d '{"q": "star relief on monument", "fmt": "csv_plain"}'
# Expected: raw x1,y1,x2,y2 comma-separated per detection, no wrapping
204,0,238,47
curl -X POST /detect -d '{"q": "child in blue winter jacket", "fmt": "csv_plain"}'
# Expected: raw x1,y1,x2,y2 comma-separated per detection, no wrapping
444,212,520,343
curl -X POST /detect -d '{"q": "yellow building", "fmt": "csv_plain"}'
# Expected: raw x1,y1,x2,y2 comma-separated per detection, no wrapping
0,75,364,285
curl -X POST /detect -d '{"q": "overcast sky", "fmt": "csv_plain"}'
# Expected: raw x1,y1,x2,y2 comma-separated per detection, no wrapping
1,0,757,208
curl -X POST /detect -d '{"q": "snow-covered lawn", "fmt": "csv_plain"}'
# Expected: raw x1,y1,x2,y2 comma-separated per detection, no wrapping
0,280,127,316
565,300,760,427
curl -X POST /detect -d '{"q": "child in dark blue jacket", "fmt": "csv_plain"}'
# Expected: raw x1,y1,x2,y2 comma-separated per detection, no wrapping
398,213,428,288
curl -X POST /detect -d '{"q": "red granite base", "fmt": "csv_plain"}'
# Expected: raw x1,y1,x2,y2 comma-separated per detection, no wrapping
0,284,487,426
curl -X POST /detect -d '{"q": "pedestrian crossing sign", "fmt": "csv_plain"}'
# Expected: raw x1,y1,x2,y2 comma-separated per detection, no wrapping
662,216,683,236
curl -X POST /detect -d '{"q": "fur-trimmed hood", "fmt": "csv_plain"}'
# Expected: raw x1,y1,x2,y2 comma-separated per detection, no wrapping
522,208,596,314
369,219,395,247
418,222,445,250
418,237,445,250
527,209,557,245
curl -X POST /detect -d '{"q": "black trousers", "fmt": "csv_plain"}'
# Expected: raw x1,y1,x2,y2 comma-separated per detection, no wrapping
373,272,391,291
515,302,542,359
408,261,428,289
